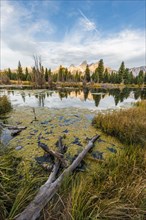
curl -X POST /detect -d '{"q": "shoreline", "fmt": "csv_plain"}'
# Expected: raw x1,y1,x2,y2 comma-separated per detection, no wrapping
0,82,145,89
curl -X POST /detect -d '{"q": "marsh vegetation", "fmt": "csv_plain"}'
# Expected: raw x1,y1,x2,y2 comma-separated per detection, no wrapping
0,88,145,219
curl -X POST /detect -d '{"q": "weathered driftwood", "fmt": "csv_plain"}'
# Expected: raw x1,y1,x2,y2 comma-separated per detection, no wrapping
0,122,26,130
38,139,67,167
11,130,22,136
15,134,100,220
0,116,10,120
56,136,67,154
30,108,38,123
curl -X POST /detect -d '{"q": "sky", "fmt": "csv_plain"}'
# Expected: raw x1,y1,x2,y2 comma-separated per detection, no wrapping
1,0,146,70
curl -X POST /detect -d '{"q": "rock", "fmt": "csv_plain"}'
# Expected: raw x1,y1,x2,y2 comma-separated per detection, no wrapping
74,114,79,118
92,151,103,160
15,146,23,150
41,120,50,125
11,129,21,136
63,129,69,133
59,116,64,121
35,155,53,164
30,132,35,135
45,130,53,135
107,147,117,153
98,138,106,143
16,122,22,125
72,137,83,146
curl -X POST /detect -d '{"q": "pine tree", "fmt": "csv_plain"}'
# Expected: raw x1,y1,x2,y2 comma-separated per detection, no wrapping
84,65,90,82
75,71,79,82
137,70,144,85
17,61,23,80
118,61,125,83
103,68,109,83
58,66,63,81
129,71,134,84
94,68,99,83
45,68,48,82
7,68,12,80
123,68,130,84
97,59,104,83
48,69,52,78
144,72,146,84
64,68,68,81
110,71,114,83
24,67,29,81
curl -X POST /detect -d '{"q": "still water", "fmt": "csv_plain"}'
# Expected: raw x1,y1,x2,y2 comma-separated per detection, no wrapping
0,87,146,111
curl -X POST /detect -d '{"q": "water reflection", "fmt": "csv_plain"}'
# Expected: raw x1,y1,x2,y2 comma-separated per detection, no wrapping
0,88,145,109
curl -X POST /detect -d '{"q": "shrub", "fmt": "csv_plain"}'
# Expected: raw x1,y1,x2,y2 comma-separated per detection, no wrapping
0,95,12,114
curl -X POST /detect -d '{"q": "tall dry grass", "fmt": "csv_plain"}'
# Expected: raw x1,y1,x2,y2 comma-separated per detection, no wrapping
42,146,146,220
92,101,146,146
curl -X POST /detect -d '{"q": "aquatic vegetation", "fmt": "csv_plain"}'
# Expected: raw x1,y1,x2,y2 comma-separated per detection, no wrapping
0,95,12,114
92,100,146,145
1,101,145,219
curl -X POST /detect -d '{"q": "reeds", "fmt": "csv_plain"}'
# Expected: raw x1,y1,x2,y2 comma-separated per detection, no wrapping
42,146,146,220
92,100,146,146
0,147,47,220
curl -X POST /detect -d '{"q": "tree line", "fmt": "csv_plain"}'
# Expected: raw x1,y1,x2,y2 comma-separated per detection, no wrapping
1,58,146,86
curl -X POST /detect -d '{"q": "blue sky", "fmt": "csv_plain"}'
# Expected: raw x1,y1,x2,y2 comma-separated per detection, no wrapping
1,0,146,70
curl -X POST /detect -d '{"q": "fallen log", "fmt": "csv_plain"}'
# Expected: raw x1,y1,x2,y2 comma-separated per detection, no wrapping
0,116,10,120
0,122,26,130
11,129,22,136
15,134,100,220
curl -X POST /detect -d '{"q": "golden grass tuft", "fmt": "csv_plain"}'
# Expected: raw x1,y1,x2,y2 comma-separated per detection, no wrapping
92,100,146,146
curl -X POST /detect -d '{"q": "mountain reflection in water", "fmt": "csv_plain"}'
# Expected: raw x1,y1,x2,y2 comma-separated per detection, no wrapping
0,87,146,110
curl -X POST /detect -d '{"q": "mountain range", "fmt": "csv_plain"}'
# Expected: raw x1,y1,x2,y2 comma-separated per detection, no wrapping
129,66,146,76
52,61,146,76
53,60,112,75
3,61,146,76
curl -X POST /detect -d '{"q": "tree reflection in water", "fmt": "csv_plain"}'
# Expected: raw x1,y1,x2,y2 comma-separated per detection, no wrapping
5,87,145,108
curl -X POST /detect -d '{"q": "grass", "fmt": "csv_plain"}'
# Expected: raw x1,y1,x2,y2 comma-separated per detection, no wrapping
0,146,48,220
1,143,145,220
92,100,146,146
0,95,12,114
42,101,146,220
1,145,145,220
42,146,146,220
0,100,145,219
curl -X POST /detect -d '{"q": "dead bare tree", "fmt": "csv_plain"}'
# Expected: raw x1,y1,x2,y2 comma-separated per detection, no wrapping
32,55,45,88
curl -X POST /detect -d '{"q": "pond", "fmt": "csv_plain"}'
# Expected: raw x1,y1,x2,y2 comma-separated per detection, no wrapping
0,87,145,110
0,87,145,166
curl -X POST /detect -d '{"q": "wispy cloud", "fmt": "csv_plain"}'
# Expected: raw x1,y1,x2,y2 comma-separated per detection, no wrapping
1,1,145,70
78,9,98,33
